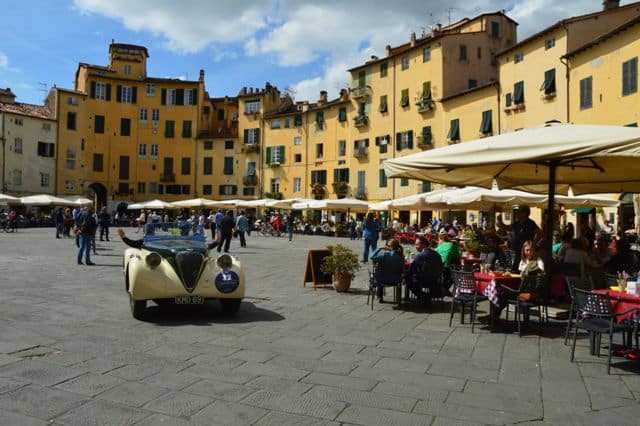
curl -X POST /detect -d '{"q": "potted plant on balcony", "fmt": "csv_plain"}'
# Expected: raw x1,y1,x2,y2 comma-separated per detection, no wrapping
320,244,361,292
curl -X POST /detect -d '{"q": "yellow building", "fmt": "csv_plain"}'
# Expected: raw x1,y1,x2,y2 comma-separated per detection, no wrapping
51,43,205,208
498,0,640,132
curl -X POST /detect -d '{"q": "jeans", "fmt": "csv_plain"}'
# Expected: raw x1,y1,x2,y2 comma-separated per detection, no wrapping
238,231,246,247
100,225,109,241
218,233,232,252
55,224,62,238
77,234,92,264
287,225,293,241
363,238,378,262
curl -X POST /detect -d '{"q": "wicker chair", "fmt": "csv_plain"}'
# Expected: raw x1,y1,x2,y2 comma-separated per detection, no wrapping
449,269,487,333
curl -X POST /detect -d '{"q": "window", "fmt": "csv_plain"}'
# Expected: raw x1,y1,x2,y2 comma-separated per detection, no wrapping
65,148,76,170
146,83,155,96
182,157,191,175
152,108,159,122
119,156,130,180
423,47,431,62
379,169,387,188
448,119,460,142
138,144,147,158
468,79,477,89
338,107,347,122
311,170,327,184
118,86,135,104
293,177,302,193
67,112,76,130
400,89,409,107
203,157,213,175
204,141,213,150
37,141,55,157
163,89,177,105
225,140,234,150
243,187,255,196
379,95,388,113
357,70,366,87
217,108,225,121
67,97,78,106
505,93,513,107
150,144,159,159
284,118,290,128
245,99,260,114
124,64,132,75
95,82,107,100
149,183,158,194
491,21,500,38
14,138,22,154
395,131,413,151
90,82,110,100
401,55,409,70
354,139,368,157
270,178,280,194
14,117,23,125
459,45,467,60
513,81,525,104
271,119,281,129
95,115,105,133
64,180,75,192
165,120,175,138
294,114,303,126
477,47,482,59
120,118,131,136
185,89,195,106
223,157,233,175
93,153,104,172
545,38,556,50
514,53,524,63
12,170,22,185
137,182,145,194
294,153,302,163
375,135,390,154
334,168,349,183
622,57,638,96
294,136,302,146
541,69,556,95
357,171,366,197
315,111,324,129
338,140,346,157
480,110,492,135
380,62,388,77
422,181,432,192
580,77,593,110
139,108,147,122
182,120,192,138
400,178,409,187
244,128,260,145
420,127,432,145
316,143,323,159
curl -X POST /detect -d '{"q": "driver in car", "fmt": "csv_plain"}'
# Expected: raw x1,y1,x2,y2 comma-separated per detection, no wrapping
118,225,218,250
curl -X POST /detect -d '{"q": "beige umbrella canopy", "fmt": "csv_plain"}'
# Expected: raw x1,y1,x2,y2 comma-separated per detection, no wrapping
265,198,316,209
19,194,77,207
170,198,217,208
0,193,19,204
128,199,176,210
235,198,272,208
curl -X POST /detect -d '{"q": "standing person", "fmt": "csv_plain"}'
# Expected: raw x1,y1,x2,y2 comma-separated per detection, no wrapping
197,210,205,236
214,209,224,240
218,210,235,253
98,207,111,241
73,207,85,247
135,210,146,233
76,205,97,265
91,207,99,255
498,206,539,273
349,217,357,240
246,213,254,236
207,210,216,240
63,208,73,238
235,210,249,248
362,212,382,263
54,207,64,238
286,213,295,242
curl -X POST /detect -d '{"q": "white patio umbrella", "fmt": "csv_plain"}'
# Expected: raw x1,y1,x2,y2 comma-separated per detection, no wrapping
128,199,175,210
0,193,19,204
312,197,371,212
235,198,272,208
207,199,242,208
265,198,316,209
291,200,324,210
19,194,77,207
369,200,392,211
169,198,217,208
58,195,93,206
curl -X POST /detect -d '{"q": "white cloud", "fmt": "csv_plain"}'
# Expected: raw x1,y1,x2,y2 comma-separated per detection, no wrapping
0,51,9,69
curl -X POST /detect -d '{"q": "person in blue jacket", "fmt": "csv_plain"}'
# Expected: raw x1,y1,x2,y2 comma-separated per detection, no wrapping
362,212,382,263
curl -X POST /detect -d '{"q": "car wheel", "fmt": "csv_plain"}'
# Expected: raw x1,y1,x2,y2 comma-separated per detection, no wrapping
220,299,242,316
130,295,146,320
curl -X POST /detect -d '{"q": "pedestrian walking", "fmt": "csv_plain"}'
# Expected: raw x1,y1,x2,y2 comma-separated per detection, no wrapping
98,207,111,241
235,210,249,248
362,212,382,263
54,207,64,238
286,213,295,242
218,210,235,253
76,205,97,265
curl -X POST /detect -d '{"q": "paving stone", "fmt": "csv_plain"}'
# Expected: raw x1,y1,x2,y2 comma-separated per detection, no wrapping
0,376,29,394
430,417,487,426
583,376,635,399
141,371,202,390
306,384,417,412
143,391,213,417
55,399,149,425
463,380,542,400
233,361,309,381
321,350,380,368
446,390,541,415
372,382,448,402
242,389,346,420
0,354,20,368
108,363,164,381
337,405,432,426
228,349,276,363
268,354,356,375
0,408,49,426
134,413,193,426
254,410,340,426
302,372,378,391
0,384,88,419
373,356,429,373
183,379,257,402
360,346,414,360
191,399,268,425
54,372,124,397
413,399,541,425
72,357,127,375
0,359,84,387
245,375,313,396
350,367,465,392
98,381,170,407
180,363,258,385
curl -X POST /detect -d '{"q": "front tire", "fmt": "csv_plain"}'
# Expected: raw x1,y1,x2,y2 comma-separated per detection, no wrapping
130,295,146,320
220,299,242,316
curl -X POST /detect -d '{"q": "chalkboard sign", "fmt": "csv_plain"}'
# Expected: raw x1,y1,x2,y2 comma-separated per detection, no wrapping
303,249,333,289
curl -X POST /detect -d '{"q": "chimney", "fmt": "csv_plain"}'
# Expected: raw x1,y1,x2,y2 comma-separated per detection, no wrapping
318,90,328,105
199,69,205,81
410,32,416,47
385,45,391,57
603,0,620,10
339,88,349,100
302,101,309,112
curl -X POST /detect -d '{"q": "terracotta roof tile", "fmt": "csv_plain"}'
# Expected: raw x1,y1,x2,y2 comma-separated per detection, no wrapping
0,102,54,120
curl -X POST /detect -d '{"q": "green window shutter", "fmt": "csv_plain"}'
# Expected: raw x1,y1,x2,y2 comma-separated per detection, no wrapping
541,69,556,94
448,119,460,141
422,81,431,99
321,170,327,184
379,95,387,112
400,89,409,107
623,57,638,96
279,146,285,163
265,147,272,164
422,126,432,144
90,81,96,99
514,81,524,104
176,89,184,105
407,131,413,149
255,128,260,144
396,132,402,151
379,169,387,188
244,129,249,144
333,169,339,183
165,120,174,138
580,77,593,109
131,87,137,104
338,108,346,122
400,178,409,187
224,157,233,175
161,89,166,105
106,84,111,101
480,110,492,134
506,93,512,107
422,181,431,192
116,85,122,102
311,170,317,183
232,185,238,195
191,88,198,105
182,120,192,138
316,111,324,126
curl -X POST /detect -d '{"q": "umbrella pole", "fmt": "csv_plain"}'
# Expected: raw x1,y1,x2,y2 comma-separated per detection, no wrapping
544,162,557,268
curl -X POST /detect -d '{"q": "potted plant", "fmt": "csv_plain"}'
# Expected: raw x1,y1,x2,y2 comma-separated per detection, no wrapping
320,244,361,292
463,229,481,257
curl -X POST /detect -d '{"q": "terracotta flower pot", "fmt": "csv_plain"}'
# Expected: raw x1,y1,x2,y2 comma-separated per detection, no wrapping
333,273,353,292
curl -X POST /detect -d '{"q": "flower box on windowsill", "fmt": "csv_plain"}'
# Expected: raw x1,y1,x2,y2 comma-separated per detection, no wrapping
354,148,368,158
447,139,460,145
332,182,349,196
417,138,433,150
269,161,281,167
243,143,260,153
354,115,368,127
416,99,435,112
542,92,556,101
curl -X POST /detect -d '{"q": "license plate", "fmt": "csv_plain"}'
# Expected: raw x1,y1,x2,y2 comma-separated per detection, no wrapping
175,295,204,304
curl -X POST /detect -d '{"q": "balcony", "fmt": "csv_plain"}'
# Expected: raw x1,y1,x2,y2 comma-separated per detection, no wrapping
243,175,258,186
353,115,368,128
350,86,371,99
197,127,238,139
243,143,260,153
332,181,349,196
355,188,367,200
416,98,435,112
160,172,176,182
354,147,368,158
417,135,433,150
311,183,326,198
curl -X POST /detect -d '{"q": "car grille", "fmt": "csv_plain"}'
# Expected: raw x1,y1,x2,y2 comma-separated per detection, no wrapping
175,251,205,293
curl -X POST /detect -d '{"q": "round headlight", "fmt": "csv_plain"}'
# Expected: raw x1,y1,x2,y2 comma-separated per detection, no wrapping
216,254,233,270
145,252,162,268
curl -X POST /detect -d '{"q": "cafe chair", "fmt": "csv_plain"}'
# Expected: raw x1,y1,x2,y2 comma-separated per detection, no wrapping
570,288,637,374
501,273,544,336
503,249,516,271
449,269,487,333
367,259,404,310
564,276,595,345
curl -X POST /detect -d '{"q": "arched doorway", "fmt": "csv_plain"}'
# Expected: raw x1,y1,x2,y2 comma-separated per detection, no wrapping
88,182,108,209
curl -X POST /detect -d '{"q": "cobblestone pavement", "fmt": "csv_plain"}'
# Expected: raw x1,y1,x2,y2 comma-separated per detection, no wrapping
1,228,639,425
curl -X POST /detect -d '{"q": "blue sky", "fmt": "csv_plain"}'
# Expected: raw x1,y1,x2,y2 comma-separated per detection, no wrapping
0,0,608,106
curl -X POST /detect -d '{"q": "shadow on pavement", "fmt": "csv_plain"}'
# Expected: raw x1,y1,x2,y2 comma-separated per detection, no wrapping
142,301,285,326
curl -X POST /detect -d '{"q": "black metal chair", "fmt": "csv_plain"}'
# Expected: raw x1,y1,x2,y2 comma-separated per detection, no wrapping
367,260,403,310
501,273,544,336
449,269,487,333
564,276,595,345
570,288,636,374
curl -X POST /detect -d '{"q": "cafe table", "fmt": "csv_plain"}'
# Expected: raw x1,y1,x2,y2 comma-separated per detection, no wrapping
592,289,640,323
474,272,522,330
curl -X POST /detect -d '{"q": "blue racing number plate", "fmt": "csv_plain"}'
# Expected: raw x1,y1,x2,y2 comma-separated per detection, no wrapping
174,295,204,304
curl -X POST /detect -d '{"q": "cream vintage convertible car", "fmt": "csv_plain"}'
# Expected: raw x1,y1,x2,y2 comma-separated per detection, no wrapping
122,229,244,319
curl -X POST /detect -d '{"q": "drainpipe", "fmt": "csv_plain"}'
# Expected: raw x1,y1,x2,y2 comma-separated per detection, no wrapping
1,111,5,192
391,57,397,200
561,22,570,123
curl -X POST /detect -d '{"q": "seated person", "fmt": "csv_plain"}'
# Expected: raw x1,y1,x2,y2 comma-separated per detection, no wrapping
562,238,594,275
118,227,218,250
436,231,461,267
370,239,404,303
592,235,614,266
551,230,563,258
407,236,444,302
484,234,506,268
605,238,639,275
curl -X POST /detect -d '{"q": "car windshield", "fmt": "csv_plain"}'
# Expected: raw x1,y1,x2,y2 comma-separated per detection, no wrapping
141,222,206,244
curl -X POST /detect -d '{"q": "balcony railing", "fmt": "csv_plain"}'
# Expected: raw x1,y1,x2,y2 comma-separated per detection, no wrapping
417,135,433,149
160,172,176,182
197,127,238,139
332,181,349,196
355,188,367,199
350,86,371,99
354,147,368,158
243,143,260,153
354,115,368,127
416,98,435,112
243,175,258,186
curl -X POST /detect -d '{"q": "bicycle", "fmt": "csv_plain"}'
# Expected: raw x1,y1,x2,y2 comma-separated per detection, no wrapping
259,222,281,237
